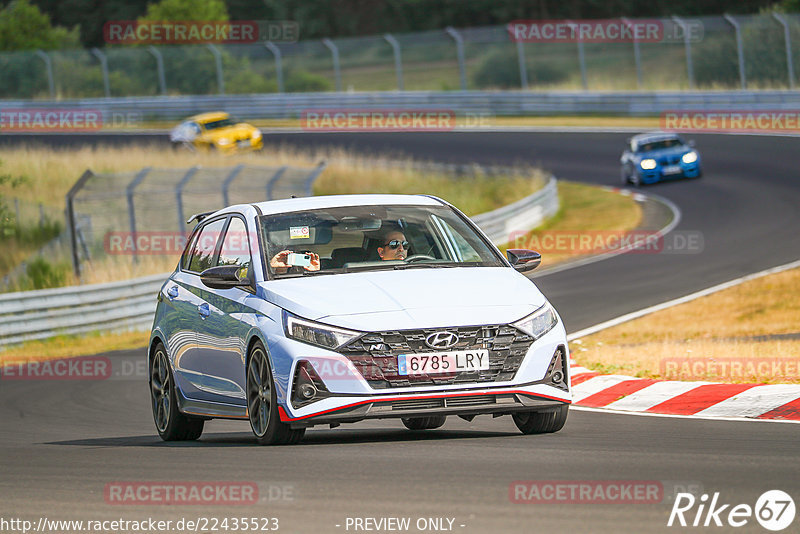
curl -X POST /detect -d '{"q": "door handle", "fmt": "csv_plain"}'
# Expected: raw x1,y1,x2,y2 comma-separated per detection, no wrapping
198,303,210,318
167,286,179,299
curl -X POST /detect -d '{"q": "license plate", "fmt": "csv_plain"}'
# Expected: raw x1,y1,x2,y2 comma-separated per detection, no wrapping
662,164,682,175
237,139,252,147
397,350,490,375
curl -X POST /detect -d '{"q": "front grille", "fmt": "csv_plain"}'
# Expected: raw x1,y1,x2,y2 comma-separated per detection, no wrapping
659,155,681,165
338,325,534,389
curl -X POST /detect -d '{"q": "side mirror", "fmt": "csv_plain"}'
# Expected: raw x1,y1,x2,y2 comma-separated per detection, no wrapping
200,265,251,290
506,249,542,273
688,139,696,147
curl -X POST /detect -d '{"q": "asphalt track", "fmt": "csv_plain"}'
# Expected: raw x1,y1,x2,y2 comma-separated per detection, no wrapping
1,131,799,533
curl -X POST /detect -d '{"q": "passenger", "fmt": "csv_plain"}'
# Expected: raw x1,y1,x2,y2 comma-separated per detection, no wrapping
377,230,408,261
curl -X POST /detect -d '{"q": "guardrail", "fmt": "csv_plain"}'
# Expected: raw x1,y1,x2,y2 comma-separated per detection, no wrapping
0,274,164,347
4,90,800,122
0,171,558,348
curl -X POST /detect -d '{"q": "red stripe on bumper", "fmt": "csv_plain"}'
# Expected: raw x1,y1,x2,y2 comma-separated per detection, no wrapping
279,389,570,422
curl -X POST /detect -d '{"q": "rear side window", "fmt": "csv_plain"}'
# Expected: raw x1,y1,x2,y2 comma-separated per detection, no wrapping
186,219,226,273
217,217,251,268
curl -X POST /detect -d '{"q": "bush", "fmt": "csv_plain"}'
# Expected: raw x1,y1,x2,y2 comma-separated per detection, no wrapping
472,48,568,89
18,256,70,290
285,69,333,92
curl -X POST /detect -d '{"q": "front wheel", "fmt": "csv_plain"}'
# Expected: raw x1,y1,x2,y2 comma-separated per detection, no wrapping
512,405,568,434
247,342,305,445
150,343,204,441
402,416,446,430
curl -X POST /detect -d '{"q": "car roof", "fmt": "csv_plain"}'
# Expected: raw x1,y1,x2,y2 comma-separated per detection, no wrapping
187,111,230,124
249,194,445,216
631,131,681,144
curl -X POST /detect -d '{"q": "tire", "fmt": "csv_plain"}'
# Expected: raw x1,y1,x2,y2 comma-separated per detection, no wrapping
621,167,630,185
512,405,569,435
401,416,446,430
247,342,305,445
150,343,204,441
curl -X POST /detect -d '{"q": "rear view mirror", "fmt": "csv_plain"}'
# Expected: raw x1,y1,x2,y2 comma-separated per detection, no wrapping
200,265,252,289
506,249,542,273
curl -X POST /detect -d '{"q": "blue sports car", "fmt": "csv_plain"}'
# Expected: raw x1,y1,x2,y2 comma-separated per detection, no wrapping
620,131,702,186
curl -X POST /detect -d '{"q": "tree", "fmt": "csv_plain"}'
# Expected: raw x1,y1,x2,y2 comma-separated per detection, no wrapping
139,0,229,22
0,0,79,51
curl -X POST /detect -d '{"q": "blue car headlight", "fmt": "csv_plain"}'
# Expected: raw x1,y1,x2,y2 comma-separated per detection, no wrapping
682,151,698,164
511,303,558,339
284,311,362,350
640,159,657,170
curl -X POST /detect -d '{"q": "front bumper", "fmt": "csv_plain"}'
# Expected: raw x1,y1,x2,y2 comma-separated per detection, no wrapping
278,386,570,429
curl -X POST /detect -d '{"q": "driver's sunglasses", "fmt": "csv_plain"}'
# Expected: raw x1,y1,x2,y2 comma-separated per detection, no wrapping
383,239,408,249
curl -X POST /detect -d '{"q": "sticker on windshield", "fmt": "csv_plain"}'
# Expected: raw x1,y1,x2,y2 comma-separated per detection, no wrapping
289,226,310,239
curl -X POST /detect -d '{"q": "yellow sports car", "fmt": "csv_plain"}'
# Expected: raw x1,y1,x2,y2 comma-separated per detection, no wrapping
170,112,263,153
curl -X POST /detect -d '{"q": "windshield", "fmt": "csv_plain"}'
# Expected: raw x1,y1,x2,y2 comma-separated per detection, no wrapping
636,138,684,152
258,204,504,278
202,118,236,130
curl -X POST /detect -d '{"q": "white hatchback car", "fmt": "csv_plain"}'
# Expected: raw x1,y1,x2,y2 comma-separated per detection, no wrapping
149,194,571,445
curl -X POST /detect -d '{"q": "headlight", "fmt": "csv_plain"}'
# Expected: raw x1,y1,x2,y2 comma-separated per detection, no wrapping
682,151,698,164
284,312,362,350
511,303,558,339
640,159,657,170
217,138,231,146
252,129,262,140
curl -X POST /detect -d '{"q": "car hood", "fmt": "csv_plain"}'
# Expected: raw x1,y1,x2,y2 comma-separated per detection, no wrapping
637,146,692,159
259,267,546,331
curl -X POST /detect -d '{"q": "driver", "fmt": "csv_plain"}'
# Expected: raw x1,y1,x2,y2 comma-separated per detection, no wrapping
377,230,408,261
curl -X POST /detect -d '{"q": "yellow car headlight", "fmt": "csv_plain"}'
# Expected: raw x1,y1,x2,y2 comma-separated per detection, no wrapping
640,158,657,170
252,129,262,140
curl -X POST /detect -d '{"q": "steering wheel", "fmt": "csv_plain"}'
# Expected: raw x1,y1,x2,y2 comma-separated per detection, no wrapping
404,254,436,263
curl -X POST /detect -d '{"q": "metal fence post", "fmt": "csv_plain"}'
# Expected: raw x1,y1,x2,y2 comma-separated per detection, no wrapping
126,167,152,263
221,164,245,206
65,170,95,277
565,22,588,90
206,44,225,95
672,16,695,89
34,50,55,98
506,23,528,90
622,18,642,89
264,42,285,93
91,47,111,97
445,27,467,90
773,12,795,89
322,38,342,91
175,166,200,232
266,165,288,200
724,14,747,89
303,161,328,197
147,46,167,95
383,33,404,90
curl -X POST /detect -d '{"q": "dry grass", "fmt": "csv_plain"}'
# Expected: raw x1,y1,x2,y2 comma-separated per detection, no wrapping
0,330,149,365
574,267,800,384
500,181,643,267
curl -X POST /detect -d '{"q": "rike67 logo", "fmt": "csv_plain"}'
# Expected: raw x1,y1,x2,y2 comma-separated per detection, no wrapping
668,490,796,531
